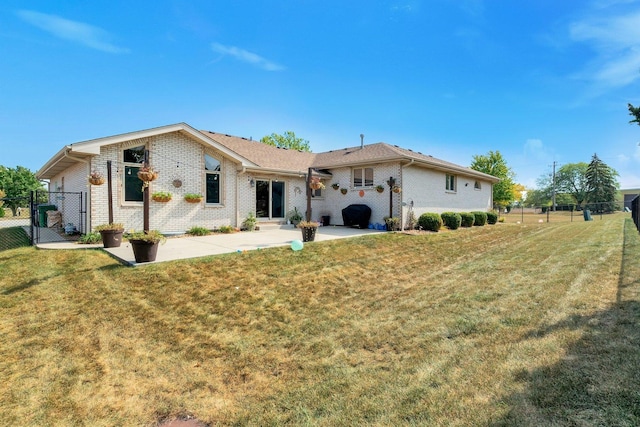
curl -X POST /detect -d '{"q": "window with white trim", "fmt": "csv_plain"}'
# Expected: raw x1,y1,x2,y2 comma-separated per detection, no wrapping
353,167,373,187
445,174,457,192
205,154,221,204
123,145,145,202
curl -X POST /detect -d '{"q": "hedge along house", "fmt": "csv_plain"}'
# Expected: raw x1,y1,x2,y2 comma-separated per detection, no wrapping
36,122,499,234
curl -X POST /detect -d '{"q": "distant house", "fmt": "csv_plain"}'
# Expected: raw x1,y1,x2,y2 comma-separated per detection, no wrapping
36,122,499,233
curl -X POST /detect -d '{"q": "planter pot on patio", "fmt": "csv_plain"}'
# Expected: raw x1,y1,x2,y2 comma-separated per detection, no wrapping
300,226,317,242
130,239,159,263
100,229,124,248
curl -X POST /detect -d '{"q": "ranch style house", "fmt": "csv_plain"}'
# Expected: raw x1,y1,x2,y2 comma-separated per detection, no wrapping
36,122,500,233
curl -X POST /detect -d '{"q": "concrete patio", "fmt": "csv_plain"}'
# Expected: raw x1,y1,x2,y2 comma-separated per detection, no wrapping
34,225,384,266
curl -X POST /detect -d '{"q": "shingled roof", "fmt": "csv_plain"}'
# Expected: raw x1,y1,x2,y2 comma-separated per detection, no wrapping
201,131,317,173
202,131,499,182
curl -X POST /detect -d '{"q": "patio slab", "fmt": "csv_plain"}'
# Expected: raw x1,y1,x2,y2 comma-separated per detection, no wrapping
36,225,383,266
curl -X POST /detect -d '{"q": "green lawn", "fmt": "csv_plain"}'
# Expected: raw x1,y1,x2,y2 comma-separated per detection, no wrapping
1,214,639,426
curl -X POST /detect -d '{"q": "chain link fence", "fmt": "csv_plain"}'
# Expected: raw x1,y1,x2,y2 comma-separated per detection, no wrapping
500,202,623,224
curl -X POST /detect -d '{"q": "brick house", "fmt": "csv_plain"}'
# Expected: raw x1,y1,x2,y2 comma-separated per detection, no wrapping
36,122,499,233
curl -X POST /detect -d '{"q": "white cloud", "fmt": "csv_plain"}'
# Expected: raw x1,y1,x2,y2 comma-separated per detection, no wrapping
524,138,552,161
569,9,640,88
211,42,285,71
16,10,129,54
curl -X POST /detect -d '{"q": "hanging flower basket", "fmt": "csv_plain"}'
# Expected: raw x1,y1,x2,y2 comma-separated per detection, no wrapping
137,169,158,183
392,185,402,193
89,177,105,185
331,183,340,190
152,191,172,202
340,188,348,195
309,176,325,190
184,193,203,203
376,185,385,193
88,171,105,185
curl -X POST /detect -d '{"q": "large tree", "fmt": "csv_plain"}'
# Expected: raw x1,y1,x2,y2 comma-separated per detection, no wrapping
555,163,589,208
585,154,619,212
470,150,516,209
260,131,311,152
0,166,44,216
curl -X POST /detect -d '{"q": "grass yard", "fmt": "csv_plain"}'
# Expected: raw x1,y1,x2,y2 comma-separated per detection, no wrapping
0,226,30,251
1,213,639,426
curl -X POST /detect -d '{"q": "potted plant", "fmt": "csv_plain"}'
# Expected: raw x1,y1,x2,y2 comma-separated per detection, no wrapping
94,223,124,248
243,212,257,231
376,184,385,193
384,216,401,231
137,165,158,184
184,193,203,203
127,230,166,263
309,176,325,190
340,188,348,195
392,185,402,193
88,170,105,185
152,191,172,202
288,207,303,226
331,183,340,190
297,220,319,242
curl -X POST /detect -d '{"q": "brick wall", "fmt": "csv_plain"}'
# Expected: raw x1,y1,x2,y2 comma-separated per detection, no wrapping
88,131,241,233
401,165,494,227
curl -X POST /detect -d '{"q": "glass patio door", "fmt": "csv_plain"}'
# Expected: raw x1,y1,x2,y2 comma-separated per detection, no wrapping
255,180,285,219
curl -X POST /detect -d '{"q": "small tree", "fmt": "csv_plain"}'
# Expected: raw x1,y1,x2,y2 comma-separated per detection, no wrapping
260,131,311,152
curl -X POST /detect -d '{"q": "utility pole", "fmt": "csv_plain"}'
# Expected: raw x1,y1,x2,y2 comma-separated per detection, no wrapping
552,161,557,212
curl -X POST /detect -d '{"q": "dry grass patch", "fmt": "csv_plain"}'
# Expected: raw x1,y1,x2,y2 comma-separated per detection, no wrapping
1,214,638,426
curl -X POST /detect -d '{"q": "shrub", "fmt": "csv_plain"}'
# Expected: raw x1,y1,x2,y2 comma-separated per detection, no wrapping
78,232,101,244
486,211,498,225
217,225,235,233
441,212,462,230
418,213,443,232
187,226,210,236
460,212,475,227
471,211,488,226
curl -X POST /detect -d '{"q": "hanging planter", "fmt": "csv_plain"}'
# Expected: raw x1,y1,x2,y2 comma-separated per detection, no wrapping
309,176,325,190
392,185,402,194
184,193,203,203
152,191,172,202
376,185,385,193
331,183,340,190
137,165,158,184
340,188,348,195
88,171,105,185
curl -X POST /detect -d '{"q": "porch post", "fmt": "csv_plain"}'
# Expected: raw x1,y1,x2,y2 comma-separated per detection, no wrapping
143,150,150,232
306,167,312,222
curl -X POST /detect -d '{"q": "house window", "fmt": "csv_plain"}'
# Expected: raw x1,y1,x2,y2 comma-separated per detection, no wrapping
353,167,373,187
446,174,457,192
123,145,145,202
474,180,481,190
205,154,221,204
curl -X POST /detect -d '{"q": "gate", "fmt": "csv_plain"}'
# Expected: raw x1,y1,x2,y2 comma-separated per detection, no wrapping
632,196,640,233
31,190,86,245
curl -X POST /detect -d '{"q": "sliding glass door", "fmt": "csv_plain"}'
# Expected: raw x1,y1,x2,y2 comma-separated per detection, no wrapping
255,179,285,219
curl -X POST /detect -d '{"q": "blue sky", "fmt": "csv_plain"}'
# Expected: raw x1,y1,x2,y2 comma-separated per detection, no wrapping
2,0,640,189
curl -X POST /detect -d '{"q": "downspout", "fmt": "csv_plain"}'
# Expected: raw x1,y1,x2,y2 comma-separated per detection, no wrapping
400,159,415,230
63,149,91,233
